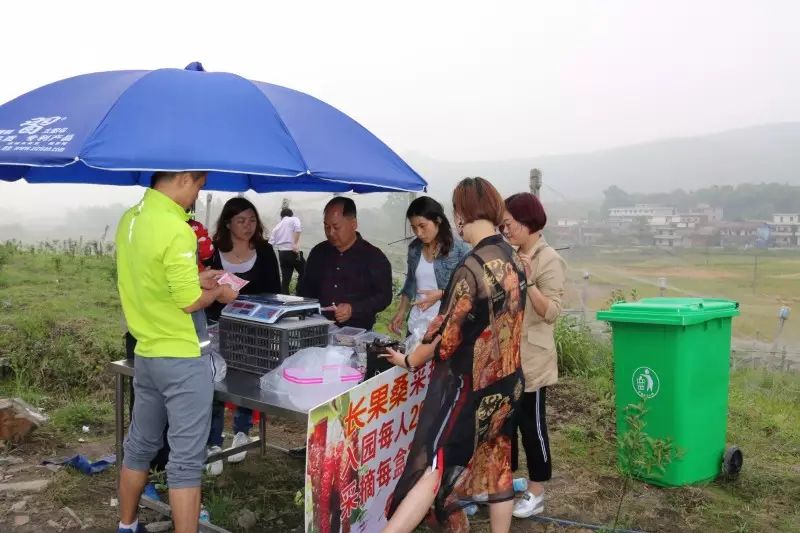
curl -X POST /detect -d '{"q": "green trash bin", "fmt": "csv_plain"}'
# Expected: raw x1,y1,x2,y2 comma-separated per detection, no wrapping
597,297,740,486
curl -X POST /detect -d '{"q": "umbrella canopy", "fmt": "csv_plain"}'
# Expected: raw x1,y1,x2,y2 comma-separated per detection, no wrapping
0,62,426,193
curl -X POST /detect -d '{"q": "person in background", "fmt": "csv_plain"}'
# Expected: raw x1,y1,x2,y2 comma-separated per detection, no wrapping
269,206,304,294
204,197,281,471
298,196,392,330
389,196,470,336
501,192,566,519
382,177,526,533
116,171,237,533
189,218,216,271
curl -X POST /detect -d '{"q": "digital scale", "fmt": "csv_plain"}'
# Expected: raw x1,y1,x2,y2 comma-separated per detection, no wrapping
221,294,322,324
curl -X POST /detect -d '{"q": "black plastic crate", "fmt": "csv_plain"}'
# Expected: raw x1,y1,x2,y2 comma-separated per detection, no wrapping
218,316,330,375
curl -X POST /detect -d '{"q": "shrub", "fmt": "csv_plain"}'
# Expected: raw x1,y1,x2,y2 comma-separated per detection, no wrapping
3,314,124,396
50,399,114,435
554,316,612,378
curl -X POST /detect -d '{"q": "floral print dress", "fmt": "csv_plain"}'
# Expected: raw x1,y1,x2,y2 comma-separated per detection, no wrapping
386,234,527,531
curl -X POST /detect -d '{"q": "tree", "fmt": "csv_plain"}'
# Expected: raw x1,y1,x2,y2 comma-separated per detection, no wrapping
602,186,634,213
381,192,412,218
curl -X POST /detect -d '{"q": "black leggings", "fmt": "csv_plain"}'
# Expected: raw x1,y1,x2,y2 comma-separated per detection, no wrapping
511,387,552,482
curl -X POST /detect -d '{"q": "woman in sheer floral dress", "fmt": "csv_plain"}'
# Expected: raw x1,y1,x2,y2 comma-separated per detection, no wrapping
382,177,527,533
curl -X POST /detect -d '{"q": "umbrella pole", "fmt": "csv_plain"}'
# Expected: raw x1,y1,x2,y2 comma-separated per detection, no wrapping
205,193,213,228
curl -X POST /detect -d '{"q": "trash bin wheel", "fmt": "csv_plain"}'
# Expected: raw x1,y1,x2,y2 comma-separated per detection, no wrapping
722,446,743,476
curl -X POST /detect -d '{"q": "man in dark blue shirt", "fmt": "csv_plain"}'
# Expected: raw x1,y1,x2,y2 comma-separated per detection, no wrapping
298,197,392,330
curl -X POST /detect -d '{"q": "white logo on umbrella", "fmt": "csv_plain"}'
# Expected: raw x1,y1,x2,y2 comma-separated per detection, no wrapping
19,116,65,134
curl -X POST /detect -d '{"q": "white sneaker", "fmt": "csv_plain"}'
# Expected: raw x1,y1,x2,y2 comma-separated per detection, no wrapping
228,432,249,463
205,446,223,476
512,490,544,518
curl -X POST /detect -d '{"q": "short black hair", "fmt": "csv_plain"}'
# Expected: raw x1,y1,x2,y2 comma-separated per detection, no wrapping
280,207,294,218
325,196,357,218
149,171,206,189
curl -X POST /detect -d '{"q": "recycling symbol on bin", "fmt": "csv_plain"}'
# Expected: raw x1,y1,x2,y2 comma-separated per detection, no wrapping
632,367,660,399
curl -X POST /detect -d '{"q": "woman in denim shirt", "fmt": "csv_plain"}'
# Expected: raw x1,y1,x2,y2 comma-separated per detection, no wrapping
389,196,471,335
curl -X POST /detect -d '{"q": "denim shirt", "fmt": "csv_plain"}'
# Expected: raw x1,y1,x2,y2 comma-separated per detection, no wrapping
400,237,471,300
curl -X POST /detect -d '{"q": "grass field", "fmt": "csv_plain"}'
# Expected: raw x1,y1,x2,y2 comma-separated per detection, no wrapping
562,247,800,355
0,243,798,532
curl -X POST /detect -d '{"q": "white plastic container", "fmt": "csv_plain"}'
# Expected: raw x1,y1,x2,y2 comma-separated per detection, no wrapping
280,364,362,410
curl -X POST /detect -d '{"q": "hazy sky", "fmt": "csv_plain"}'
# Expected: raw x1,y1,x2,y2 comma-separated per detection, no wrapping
2,0,799,212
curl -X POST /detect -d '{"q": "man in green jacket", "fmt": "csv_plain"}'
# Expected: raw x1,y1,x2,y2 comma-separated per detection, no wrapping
115,171,237,533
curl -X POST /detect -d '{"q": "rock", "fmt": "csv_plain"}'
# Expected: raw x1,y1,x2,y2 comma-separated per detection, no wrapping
10,499,27,512
238,509,257,530
61,506,83,528
47,519,64,531
6,464,29,474
0,478,51,493
0,456,25,466
0,398,48,442
14,515,31,527
145,521,173,532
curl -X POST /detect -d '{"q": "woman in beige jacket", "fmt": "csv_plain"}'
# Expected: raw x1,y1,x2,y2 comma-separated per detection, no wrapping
501,192,566,519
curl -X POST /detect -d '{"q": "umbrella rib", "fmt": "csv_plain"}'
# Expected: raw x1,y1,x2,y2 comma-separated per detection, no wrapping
80,160,306,178
312,175,426,193
0,159,77,168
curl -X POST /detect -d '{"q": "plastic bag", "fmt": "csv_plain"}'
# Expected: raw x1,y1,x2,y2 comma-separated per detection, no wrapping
259,346,359,411
405,304,439,354
207,321,220,353
210,350,227,383
205,322,226,383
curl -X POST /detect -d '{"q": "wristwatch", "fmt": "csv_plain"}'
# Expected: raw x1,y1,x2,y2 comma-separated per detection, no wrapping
404,353,417,373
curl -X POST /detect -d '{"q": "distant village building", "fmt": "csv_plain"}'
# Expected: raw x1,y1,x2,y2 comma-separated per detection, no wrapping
717,221,761,248
556,218,581,228
608,205,676,226
554,205,798,249
771,213,800,247
603,204,726,248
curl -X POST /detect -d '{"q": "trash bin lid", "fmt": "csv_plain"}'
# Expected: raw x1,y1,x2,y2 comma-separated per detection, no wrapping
596,298,739,326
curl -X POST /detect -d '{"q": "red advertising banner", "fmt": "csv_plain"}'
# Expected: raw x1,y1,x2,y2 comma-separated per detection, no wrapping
304,362,432,533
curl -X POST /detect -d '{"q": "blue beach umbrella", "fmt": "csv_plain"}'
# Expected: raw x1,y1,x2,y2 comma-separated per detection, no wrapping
0,62,426,193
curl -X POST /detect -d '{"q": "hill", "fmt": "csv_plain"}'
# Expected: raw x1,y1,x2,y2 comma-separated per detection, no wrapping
407,122,800,201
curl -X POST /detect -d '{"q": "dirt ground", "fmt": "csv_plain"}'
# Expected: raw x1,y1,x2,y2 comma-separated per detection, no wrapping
0,414,309,532
0,387,686,533
2,376,798,532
